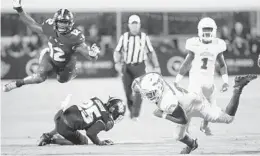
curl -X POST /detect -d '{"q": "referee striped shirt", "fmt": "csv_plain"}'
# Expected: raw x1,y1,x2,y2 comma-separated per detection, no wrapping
114,32,155,64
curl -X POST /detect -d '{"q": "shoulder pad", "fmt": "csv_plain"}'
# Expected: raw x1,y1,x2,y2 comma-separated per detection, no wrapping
216,38,227,53
70,28,85,44
185,37,200,52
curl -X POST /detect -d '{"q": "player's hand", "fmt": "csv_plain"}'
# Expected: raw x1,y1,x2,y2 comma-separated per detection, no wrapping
99,139,114,146
13,0,22,11
89,44,100,57
220,83,229,92
173,82,187,93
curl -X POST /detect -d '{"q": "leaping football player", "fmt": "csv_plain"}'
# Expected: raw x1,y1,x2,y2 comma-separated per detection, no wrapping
3,0,101,92
38,95,126,146
132,72,257,154
175,17,229,135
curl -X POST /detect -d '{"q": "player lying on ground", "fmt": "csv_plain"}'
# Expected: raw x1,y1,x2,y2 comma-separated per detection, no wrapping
132,72,257,154
38,95,126,146
3,0,100,92
175,17,229,136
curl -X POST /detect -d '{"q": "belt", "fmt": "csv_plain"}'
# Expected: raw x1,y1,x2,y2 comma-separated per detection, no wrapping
126,62,144,66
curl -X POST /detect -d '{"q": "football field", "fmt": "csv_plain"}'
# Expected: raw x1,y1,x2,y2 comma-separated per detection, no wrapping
1,76,260,155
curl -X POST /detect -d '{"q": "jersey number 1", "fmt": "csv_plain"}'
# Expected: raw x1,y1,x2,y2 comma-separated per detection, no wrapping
201,58,208,69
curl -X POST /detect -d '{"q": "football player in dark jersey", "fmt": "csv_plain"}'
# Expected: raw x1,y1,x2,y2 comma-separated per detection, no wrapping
38,95,126,146
3,0,100,92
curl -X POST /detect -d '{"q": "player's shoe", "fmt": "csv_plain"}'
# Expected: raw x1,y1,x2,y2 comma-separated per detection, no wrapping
131,117,139,122
38,133,53,146
3,81,17,92
200,121,213,136
233,75,257,89
180,139,198,154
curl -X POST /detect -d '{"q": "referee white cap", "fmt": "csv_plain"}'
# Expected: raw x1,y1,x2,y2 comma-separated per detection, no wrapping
128,15,141,24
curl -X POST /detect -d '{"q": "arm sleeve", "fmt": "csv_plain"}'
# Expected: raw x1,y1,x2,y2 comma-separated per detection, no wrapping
86,120,105,145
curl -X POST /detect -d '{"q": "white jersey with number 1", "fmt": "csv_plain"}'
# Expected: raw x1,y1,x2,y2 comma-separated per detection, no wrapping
185,37,226,95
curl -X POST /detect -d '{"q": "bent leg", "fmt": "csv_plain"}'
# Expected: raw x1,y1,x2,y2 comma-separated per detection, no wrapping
57,55,77,83
56,116,88,145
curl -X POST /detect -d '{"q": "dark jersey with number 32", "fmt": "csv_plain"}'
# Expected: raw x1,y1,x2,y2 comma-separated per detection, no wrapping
42,18,85,67
63,97,113,130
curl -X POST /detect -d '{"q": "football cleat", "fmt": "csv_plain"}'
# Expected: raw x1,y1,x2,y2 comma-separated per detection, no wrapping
180,139,198,154
233,75,257,89
3,81,17,92
200,123,213,136
131,117,139,122
38,133,53,146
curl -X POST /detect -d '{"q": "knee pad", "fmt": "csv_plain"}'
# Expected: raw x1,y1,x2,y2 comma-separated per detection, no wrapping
57,76,69,83
57,70,76,83
77,133,88,145
32,73,47,83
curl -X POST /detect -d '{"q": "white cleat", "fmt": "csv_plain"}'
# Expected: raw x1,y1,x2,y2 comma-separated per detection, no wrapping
3,81,17,92
200,125,213,136
131,117,139,122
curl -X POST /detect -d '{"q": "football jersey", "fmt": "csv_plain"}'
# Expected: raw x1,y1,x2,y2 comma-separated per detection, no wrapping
42,18,85,66
185,37,226,76
63,97,113,130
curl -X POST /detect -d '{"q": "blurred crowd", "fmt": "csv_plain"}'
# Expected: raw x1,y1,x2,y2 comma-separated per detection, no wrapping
1,13,260,60
220,22,260,57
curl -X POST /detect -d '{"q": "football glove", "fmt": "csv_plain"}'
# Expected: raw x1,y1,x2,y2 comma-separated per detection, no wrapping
99,139,114,146
88,44,100,57
13,0,23,12
220,83,229,93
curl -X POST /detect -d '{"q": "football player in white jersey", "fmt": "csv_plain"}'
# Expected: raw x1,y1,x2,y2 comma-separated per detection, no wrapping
132,72,257,154
175,17,229,135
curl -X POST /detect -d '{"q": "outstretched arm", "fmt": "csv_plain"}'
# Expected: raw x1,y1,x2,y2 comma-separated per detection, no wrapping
217,52,229,92
13,0,43,34
75,43,100,61
146,36,160,72
86,120,114,145
175,51,194,83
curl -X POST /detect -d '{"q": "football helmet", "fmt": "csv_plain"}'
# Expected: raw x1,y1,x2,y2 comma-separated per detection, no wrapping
53,9,74,34
106,97,126,123
197,17,217,43
139,72,164,103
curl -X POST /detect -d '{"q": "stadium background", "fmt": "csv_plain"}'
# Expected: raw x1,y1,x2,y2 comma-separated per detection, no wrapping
1,0,260,155
1,0,260,79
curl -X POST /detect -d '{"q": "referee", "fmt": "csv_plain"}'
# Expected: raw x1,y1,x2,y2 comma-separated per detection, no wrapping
113,14,161,120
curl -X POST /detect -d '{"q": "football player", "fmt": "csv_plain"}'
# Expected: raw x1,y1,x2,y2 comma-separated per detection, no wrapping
175,17,229,135
38,95,126,146
3,0,100,92
132,72,257,154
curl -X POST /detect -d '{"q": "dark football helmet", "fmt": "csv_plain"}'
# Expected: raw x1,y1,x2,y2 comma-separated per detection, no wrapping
105,97,126,123
53,9,74,34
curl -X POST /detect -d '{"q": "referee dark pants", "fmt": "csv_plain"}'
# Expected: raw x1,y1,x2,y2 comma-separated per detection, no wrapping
122,62,146,118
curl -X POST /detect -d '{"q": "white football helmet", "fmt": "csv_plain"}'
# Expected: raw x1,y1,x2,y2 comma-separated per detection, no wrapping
139,73,164,103
198,17,217,42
